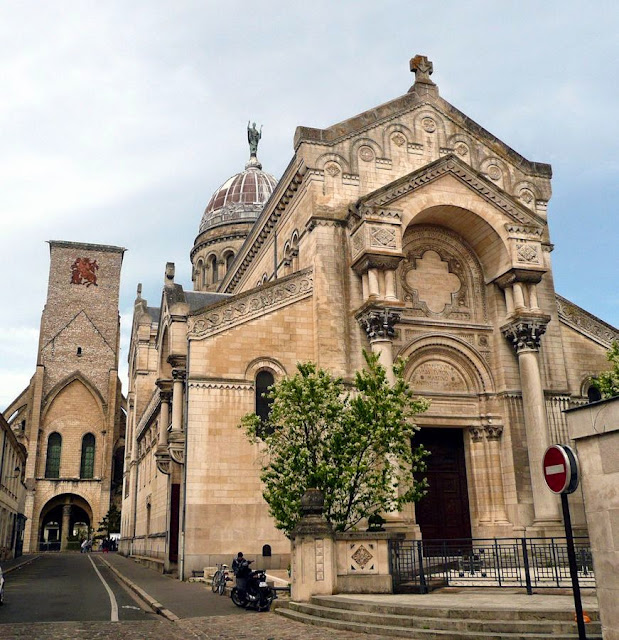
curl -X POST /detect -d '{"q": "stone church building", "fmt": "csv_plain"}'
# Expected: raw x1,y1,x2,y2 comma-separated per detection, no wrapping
119,56,618,577
3,241,126,552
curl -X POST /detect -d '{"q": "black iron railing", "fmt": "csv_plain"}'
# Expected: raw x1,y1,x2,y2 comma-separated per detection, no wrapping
389,537,594,594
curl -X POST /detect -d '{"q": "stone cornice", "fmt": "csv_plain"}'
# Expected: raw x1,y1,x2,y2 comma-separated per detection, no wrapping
188,268,313,340
135,389,160,442
556,294,619,348
355,154,545,229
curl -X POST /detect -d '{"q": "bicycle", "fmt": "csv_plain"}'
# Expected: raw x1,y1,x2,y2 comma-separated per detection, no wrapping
211,563,229,595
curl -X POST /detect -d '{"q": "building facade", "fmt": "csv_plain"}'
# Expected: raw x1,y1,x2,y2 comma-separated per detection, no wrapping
3,241,126,552
120,56,618,577
0,413,27,561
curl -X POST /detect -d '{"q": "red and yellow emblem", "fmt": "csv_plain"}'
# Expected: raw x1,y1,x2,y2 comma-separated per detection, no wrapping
71,257,99,287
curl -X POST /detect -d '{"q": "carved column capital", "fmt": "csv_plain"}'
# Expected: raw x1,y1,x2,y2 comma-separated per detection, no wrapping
172,368,186,382
358,307,400,340
484,424,504,440
468,426,484,442
501,313,550,353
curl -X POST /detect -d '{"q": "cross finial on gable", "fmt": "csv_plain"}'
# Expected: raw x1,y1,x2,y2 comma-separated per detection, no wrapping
410,55,435,85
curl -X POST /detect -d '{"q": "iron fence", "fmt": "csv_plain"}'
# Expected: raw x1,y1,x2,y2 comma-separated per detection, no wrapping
389,537,594,594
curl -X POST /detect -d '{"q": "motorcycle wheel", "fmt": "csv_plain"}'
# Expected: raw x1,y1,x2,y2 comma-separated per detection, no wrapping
257,589,274,612
230,587,248,608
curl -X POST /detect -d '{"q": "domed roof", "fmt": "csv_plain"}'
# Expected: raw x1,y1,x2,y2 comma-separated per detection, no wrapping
198,126,277,234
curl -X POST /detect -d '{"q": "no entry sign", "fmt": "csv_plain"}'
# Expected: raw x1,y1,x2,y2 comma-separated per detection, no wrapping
543,444,579,494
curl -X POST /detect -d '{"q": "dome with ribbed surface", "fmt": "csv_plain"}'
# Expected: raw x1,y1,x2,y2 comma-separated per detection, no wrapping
199,161,277,234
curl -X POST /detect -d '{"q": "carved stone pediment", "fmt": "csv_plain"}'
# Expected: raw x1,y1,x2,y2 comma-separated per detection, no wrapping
353,154,545,229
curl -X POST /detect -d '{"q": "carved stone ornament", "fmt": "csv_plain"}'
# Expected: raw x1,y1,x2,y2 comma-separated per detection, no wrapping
455,143,468,157
468,426,484,442
358,308,400,340
410,55,435,85
359,146,375,162
370,227,397,249
155,448,171,475
351,545,374,570
168,440,184,465
516,243,540,264
501,315,550,353
484,424,504,440
519,189,534,205
487,165,502,181
172,368,186,382
422,117,436,133
392,133,406,147
325,163,340,177
556,294,619,348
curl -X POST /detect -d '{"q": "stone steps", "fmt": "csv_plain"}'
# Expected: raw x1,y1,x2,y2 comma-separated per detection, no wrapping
275,596,602,639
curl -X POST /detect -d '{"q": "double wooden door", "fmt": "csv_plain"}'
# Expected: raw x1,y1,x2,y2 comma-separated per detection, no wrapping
413,427,472,540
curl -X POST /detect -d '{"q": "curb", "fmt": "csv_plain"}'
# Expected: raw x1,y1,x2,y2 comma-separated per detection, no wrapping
3,555,41,575
98,556,179,622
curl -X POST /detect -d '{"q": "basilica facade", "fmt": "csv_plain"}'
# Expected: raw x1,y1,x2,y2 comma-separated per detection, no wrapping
119,56,618,578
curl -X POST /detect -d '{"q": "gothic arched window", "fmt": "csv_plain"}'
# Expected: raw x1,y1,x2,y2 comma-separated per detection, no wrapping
225,252,234,273
45,432,62,478
255,370,275,432
80,433,96,479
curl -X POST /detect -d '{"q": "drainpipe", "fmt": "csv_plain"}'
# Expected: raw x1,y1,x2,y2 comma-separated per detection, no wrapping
179,340,190,581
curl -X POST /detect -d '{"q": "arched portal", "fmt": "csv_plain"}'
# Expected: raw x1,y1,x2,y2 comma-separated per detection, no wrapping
38,494,93,552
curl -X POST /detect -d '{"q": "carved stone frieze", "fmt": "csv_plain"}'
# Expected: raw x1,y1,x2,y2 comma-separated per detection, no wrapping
501,314,550,353
358,308,401,340
189,269,313,339
516,242,541,265
556,294,619,348
370,227,397,249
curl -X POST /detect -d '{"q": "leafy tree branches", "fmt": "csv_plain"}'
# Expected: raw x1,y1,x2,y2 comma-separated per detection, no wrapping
241,350,429,536
591,340,619,399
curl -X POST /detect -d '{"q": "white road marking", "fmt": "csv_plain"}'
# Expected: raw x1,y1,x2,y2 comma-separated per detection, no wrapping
545,464,565,475
88,555,119,622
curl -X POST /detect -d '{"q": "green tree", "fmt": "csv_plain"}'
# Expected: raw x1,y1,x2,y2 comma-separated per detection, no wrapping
95,504,121,539
241,350,429,536
591,340,619,398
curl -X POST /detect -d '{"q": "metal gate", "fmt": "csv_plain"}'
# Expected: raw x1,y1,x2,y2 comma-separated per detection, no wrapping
389,537,595,594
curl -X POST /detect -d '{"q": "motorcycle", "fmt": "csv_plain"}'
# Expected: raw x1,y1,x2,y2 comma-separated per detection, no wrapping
230,560,276,612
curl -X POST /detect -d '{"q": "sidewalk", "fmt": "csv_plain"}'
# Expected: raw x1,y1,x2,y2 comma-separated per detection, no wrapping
2,554,40,575
99,553,246,620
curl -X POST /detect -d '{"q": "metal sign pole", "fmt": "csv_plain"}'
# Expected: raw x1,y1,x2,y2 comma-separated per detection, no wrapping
560,492,586,640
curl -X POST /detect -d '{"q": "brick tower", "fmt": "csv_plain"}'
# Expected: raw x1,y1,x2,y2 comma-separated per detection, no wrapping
7,241,126,552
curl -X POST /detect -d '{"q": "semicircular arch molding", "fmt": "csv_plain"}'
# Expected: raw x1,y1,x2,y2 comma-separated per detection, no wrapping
38,492,94,526
245,356,287,381
397,333,495,396
401,200,513,281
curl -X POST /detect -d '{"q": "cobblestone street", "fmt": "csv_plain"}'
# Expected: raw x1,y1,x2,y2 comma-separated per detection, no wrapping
1,613,391,640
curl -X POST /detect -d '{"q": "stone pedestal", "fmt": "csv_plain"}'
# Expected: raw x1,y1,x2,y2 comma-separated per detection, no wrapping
290,489,337,602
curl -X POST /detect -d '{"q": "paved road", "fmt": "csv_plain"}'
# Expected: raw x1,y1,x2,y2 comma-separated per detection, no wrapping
1,553,158,623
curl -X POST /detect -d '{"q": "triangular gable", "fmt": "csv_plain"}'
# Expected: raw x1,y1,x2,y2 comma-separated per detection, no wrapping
354,154,545,229
556,294,619,348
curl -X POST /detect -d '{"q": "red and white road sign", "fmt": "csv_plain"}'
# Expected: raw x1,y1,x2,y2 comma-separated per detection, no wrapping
543,445,579,494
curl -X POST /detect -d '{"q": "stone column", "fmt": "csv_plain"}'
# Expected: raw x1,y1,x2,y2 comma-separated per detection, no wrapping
502,314,561,526
367,268,380,298
61,503,72,551
484,424,510,524
469,426,491,524
171,369,185,436
158,387,172,448
290,489,336,602
384,270,398,301
357,308,400,384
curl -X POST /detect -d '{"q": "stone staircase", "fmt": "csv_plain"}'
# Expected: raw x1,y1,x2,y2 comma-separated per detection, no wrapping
276,595,602,639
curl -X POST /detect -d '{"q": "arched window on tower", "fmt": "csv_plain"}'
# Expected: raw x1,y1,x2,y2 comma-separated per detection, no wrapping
45,432,62,478
225,251,235,274
256,370,275,437
80,433,96,479
209,255,218,284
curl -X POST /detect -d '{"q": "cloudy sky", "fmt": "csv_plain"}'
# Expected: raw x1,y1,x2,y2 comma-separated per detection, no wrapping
1,1,618,410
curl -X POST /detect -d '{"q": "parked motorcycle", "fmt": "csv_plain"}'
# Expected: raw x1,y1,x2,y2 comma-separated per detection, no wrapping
230,560,276,612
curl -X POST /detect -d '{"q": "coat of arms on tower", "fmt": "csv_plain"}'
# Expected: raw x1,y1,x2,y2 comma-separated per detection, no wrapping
71,257,99,287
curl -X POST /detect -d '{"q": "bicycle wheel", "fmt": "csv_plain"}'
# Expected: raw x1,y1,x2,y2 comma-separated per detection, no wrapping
217,574,226,595
211,570,221,593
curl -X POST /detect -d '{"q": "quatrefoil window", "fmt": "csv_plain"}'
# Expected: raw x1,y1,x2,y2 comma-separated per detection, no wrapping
406,250,461,313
